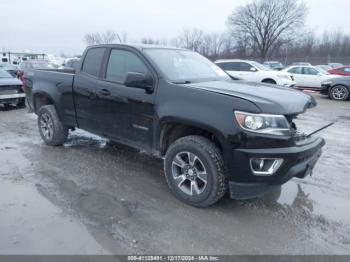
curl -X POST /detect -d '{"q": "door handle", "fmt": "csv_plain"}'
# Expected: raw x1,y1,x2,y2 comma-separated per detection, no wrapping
98,89,111,96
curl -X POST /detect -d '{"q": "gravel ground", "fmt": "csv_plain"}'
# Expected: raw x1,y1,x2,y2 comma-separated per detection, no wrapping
0,93,349,255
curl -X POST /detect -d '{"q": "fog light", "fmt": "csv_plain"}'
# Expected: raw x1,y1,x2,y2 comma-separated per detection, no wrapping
250,158,283,176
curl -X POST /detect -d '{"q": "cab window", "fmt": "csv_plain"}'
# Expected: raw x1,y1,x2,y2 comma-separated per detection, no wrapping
105,49,149,83
81,48,106,77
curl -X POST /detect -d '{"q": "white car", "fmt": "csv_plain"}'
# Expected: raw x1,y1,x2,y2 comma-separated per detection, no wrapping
215,59,295,87
283,65,341,90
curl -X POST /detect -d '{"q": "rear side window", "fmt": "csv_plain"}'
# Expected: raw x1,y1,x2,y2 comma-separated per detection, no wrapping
288,67,303,74
82,48,105,77
239,62,253,71
105,49,149,83
304,67,318,75
216,62,239,71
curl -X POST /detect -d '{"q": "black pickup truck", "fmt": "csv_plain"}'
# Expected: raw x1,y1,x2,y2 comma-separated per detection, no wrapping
25,44,325,207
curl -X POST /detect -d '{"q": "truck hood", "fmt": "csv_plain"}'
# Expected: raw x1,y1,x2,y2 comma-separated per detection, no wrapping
0,77,22,87
186,80,316,115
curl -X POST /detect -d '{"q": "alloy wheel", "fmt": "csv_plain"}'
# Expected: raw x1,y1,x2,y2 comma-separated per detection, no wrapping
171,151,208,196
40,113,54,140
332,86,347,100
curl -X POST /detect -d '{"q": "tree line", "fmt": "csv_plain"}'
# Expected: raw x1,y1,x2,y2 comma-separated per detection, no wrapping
84,0,350,65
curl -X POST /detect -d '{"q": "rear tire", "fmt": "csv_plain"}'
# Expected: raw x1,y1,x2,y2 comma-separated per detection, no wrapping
329,85,349,101
164,136,227,207
38,105,68,146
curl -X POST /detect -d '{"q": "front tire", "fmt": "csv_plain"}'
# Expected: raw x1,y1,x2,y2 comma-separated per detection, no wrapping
164,136,227,207
329,85,349,101
38,105,68,146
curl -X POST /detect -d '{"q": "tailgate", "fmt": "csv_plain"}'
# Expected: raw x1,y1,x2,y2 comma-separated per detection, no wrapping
0,85,22,93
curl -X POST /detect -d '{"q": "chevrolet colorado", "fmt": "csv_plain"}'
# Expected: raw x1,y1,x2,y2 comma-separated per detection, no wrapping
25,44,325,207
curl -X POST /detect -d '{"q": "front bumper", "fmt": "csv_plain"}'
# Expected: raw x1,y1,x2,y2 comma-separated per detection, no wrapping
320,84,331,95
228,137,325,200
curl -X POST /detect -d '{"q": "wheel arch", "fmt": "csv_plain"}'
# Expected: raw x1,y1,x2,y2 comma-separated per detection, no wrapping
33,91,56,114
157,117,226,157
262,78,277,84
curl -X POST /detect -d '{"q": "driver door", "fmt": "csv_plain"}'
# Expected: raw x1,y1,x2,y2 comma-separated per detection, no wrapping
94,48,156,151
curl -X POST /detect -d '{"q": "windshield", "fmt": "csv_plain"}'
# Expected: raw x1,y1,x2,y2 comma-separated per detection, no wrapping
251,61,271,71
317,67,330,75
144,49,230,83
269,62,283,68
0,69,12,78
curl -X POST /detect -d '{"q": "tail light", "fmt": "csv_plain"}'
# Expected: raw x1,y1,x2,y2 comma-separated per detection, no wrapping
22,78,26,93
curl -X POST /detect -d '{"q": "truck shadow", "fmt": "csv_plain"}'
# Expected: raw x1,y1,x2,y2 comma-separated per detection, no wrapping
33,131,336,254
62,129,315,216
0,104,26,111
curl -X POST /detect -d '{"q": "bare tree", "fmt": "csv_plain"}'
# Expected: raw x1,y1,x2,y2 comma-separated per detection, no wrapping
200,32,226,58
175,28,205,52
84,30,122,46
227,0,307,61
84,33,102,46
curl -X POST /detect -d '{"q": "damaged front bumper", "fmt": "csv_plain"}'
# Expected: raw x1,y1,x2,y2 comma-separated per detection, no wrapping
228,136,325,200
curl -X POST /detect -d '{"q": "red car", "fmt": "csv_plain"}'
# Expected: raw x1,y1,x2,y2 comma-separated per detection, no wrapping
328,66,350,76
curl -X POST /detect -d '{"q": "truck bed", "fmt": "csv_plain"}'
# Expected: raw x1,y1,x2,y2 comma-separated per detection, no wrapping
25,69,76,121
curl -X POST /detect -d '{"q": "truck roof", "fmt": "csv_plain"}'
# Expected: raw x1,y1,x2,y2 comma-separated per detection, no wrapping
86,44,186,51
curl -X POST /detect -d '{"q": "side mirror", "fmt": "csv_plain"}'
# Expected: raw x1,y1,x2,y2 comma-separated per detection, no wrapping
124,72,153,93
317,73,323,76
250,67,257,72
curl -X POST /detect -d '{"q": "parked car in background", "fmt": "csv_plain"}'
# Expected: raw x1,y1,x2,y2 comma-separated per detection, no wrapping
321,77,350,101
316,65,333,72
283,65,340,90
0,68,25,107
328,66,350,76
63,58,80,70
263,61,284,71
0,64,19,78
327,63,343,69
215,59,295,87
292,62,312,66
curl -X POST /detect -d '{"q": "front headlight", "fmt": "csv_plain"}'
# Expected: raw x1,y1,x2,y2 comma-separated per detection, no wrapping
235,111,290,136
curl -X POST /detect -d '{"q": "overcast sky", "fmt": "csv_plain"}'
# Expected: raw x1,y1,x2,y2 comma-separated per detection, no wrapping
1,0,349,56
